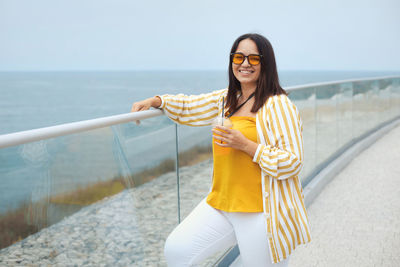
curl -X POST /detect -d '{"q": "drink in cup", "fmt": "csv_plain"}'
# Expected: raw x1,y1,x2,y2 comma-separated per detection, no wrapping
212,117,233,128
212,117,233,155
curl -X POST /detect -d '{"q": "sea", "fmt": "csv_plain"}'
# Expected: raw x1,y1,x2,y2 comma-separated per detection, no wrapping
1,70,399,135
0,70,399,214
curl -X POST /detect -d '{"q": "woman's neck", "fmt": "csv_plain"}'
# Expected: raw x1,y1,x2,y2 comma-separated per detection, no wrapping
240,83,256,99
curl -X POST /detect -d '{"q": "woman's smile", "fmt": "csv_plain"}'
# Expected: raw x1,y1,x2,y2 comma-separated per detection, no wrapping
238,69,255,75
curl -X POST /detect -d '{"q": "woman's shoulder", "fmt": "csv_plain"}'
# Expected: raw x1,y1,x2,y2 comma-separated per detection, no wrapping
258,93,302,127
263,93,291,108
261,93,300,115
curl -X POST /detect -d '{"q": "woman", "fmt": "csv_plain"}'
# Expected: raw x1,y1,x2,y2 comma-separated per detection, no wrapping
131,33,311,266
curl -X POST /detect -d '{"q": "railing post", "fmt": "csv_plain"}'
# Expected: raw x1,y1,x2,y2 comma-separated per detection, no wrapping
174,124,181,223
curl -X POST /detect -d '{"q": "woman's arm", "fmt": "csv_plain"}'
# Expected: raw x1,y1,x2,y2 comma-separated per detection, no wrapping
252,95,304,180
156,88,227,126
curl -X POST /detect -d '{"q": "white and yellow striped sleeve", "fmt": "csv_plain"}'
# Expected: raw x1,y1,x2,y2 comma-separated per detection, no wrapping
252,95,304,180
156,88,227,127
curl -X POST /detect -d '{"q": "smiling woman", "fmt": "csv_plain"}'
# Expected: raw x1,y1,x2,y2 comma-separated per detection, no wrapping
130,33,311,267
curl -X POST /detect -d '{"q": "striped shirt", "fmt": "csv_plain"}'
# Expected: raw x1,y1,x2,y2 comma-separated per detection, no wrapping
158,88,312,264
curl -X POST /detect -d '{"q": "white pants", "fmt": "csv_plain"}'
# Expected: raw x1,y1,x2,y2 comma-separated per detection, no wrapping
164,197,290,266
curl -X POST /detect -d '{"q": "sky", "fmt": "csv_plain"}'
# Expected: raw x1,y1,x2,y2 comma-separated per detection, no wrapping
0,0,399,71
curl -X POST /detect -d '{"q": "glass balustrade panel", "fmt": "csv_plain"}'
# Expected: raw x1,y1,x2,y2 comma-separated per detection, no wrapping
290,87,316,186
391,78,400,118
0,116,178,266
352,81,369,139
315,84,340,167
337,82,354,150
367,80,381,133
377,79,393,123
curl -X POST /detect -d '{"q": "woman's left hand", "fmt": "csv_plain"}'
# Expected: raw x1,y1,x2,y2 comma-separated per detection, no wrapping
212,126,249,151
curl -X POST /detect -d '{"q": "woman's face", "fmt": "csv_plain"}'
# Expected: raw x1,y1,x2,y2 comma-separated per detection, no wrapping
232,38,261,88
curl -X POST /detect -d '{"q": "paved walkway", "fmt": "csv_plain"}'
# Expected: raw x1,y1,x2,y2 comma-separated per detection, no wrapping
289,124,400,267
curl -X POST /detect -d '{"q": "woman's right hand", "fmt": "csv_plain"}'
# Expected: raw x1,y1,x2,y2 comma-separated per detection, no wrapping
130,96,162,125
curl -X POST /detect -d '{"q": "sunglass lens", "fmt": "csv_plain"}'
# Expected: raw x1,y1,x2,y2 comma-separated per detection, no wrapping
248,55,261,65
232,54,244,64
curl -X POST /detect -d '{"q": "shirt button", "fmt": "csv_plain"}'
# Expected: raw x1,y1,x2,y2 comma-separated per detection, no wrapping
265,192,269,198
266,232,273,238
265,213,271,220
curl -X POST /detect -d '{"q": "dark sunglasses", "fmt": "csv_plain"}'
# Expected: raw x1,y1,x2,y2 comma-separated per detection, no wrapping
231,53,262,66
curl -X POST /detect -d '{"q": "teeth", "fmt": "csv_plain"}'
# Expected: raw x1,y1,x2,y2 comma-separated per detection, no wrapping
239,70,253,73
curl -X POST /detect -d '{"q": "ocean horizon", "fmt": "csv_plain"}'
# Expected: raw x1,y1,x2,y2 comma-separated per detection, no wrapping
1,70,399,135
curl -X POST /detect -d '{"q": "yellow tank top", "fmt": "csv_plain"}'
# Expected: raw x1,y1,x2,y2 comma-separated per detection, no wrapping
206,116,263,212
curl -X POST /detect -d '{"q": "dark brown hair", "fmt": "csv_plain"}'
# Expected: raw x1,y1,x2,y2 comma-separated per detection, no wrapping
226,33,287,116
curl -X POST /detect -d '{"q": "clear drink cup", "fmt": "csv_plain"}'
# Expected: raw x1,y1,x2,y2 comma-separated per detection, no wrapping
212,117,233,155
